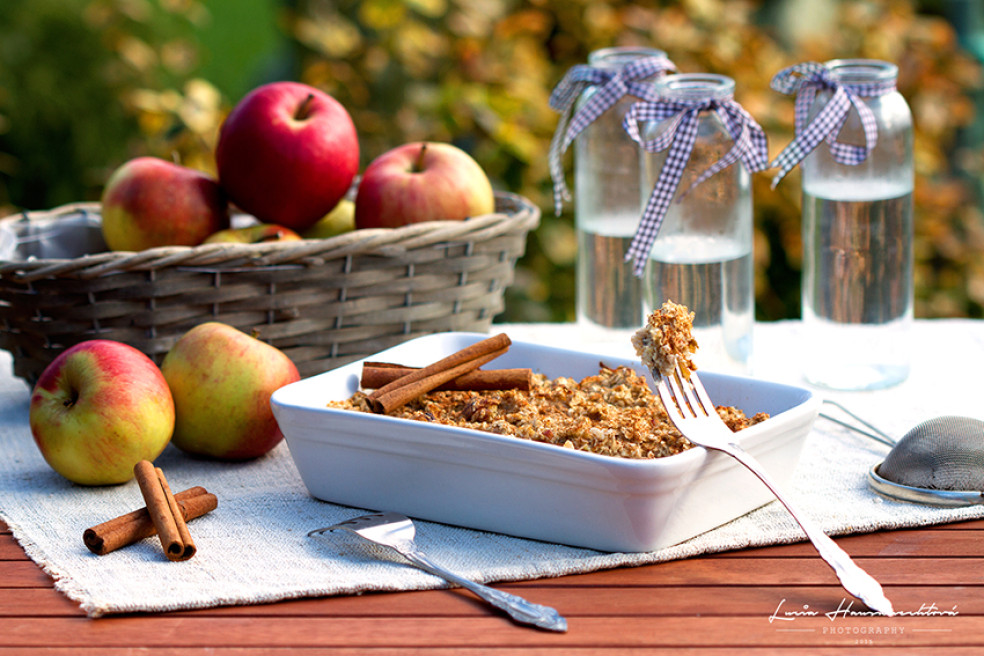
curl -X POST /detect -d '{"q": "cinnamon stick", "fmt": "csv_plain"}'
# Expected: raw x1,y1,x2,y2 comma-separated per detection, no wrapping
367,333,511,414
157,466,196,559
133,460,197,561
361,362,532,392
83,486,217,556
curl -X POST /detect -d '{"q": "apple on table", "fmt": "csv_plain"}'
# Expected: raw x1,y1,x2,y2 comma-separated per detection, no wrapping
355,141,495,229
160,322,300,460
29,341,175,486
216,81,359,233
100,157,229,251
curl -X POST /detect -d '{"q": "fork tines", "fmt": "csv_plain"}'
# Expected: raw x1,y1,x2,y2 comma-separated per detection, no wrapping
658,365,716,420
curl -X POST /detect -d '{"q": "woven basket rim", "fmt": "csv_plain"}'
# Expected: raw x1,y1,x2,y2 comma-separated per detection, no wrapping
0,191,540,282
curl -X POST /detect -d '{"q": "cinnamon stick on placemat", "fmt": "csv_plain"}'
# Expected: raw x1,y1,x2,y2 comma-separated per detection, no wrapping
133,460,199,561
83,486,217,556
367,333,512,414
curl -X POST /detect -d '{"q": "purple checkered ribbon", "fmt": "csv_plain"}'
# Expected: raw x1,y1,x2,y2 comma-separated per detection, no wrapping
548,55,676,214
621,96,768,275
769,61,896,187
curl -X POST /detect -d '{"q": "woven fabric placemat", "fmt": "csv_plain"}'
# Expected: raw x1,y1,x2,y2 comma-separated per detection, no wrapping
1,320,983,618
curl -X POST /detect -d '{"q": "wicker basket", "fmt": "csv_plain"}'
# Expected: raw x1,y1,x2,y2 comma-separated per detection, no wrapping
0,192,539,385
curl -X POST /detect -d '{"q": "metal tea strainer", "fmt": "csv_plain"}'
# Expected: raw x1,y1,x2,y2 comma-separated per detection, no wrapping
821,401,984,507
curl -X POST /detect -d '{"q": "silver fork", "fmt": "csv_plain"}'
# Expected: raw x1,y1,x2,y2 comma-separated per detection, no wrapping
308,512,568,632
654,365,895,616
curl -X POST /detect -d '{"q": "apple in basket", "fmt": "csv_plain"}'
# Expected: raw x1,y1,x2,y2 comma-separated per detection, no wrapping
302,198,355,239
215,81,359,233
160,322,300,460
100,157,230,251
354,141,495,229
28,341,175,486
202,224,302,244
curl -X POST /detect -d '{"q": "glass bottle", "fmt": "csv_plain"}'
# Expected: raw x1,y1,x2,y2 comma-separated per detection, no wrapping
640,74,755,374
800,59,914,390
574,47,670,347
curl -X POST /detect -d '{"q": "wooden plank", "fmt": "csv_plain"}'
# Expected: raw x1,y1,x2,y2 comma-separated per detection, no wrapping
3,513,984,652
2,548,982,596
925,519,984,530
537,557,984,586
167,584,982,618
1,616,982,649
0,561,54,588
716,528,984,558
0,536,31,560
0,541,30,559
8,519,984,568
0,589,83,617
2,581,980,621
5,649,977,656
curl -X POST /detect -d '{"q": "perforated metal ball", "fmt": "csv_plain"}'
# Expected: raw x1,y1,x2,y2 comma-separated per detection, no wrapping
877,416,984,491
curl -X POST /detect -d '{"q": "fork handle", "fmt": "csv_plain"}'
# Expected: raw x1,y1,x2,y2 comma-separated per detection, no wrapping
720,441,894,616
399,547,568,632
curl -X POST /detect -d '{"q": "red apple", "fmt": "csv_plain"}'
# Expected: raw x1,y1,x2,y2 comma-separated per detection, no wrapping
29,341,175,486
160,322,300,460
215,81,359,232
354,142,495,229
100,157,229,251
202,224,302,244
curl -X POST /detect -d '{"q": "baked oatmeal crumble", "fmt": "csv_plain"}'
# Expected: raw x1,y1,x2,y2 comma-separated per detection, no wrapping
632,300,699,378
330,364,768,459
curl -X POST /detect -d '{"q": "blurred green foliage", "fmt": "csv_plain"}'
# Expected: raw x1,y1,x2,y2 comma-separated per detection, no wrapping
1,0,982,322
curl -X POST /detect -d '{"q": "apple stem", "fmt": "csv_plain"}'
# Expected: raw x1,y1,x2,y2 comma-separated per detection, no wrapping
295,93,315,121
64,389,78,408
412,143,428,173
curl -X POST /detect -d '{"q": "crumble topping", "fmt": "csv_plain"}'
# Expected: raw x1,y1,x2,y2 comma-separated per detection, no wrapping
632,300,699,378
329,364,767,459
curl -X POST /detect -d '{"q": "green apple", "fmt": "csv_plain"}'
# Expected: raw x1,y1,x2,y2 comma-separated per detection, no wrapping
202,224,302,244
302,199,355,239
29,340,175,486
160,322,300,460
100,157,229,251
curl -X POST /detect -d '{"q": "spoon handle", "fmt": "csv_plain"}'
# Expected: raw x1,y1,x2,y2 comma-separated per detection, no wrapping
399,546,568,632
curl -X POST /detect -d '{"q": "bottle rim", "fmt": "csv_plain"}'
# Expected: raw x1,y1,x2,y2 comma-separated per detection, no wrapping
656,73,735,100
825,58,898,83
588,46,668,67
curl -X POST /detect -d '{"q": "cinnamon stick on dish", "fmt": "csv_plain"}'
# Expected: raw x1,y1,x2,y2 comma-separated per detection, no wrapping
366,333,513,414
83,486,217,556
133,460,199,561
361,362,532,392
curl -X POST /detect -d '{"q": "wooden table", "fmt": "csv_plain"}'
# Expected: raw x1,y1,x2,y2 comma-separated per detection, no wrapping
4,516,984,653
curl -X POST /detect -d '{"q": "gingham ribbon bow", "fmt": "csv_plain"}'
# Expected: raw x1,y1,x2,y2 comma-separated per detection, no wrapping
548,55,676,214
621,96,769,275
769,61,896,187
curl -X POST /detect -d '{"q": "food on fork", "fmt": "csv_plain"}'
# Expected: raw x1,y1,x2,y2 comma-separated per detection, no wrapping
631,300,698,379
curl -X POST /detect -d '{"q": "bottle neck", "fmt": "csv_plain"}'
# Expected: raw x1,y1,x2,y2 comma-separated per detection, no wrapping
825,59,898,95
656,73,735,102
588,46,668,71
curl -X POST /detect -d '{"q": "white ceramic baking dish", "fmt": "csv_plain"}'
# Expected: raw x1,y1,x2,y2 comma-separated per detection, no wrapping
271,332,820,552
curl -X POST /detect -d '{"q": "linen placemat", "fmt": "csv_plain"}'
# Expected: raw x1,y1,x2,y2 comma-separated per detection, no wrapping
1,320,982,618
